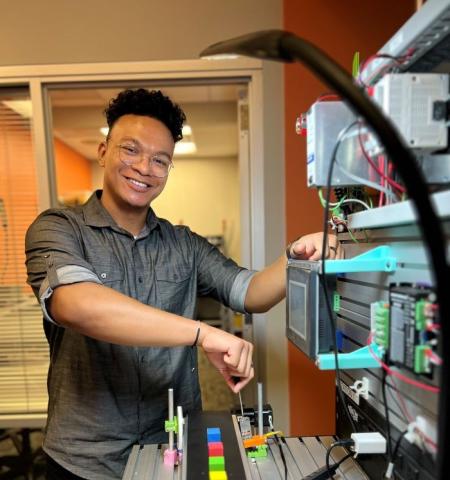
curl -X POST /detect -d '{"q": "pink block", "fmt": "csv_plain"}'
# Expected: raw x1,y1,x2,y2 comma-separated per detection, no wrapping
164,448,178,466
208,441,224,457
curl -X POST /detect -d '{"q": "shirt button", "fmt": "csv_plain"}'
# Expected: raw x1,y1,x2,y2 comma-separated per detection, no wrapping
100,272,107,279
138,277,143,283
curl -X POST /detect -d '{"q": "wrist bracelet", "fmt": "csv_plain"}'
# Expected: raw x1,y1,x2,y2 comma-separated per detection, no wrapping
192,325,201,347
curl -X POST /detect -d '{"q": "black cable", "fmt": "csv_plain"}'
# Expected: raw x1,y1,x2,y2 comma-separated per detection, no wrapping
326,440,354,478
273,433,288,480
320,120,360,435
382,370,393,461
392,430,407,464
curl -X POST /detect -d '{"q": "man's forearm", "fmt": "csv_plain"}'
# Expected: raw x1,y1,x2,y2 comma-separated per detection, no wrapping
49,282,255,392
243,232,343,313
50,282,203,347
244,254,287,313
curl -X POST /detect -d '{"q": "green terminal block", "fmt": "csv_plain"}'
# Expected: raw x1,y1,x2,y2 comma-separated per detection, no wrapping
374,303,389,348
333,293,341,313
247,445,268,458
415,299,427,331
414,345,431,374
164,417,178,433
208,456,225,471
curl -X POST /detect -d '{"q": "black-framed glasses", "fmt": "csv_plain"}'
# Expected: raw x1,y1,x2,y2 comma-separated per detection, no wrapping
116,143,174,178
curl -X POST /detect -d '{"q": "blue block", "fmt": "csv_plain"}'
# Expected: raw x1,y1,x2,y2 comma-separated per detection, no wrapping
207,427,221,443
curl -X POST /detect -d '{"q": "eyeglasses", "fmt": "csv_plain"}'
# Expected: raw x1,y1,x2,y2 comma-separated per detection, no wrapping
116,143,174,178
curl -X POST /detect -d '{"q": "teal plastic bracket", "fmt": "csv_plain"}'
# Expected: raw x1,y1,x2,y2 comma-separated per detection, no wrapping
316,343,383,370
323,246,396,274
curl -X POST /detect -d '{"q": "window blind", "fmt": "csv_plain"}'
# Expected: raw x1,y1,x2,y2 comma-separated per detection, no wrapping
0,89,49,421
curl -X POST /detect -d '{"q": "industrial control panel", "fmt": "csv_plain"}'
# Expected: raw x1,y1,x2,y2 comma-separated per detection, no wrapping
287,1,450,479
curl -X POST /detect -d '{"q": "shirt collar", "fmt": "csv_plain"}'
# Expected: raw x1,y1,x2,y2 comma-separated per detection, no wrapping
82,190,160,233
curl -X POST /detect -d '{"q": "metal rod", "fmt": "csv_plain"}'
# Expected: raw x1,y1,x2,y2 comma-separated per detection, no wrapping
257,382,263,437
177,405,184,454
168,388,174,451
238,391,244,417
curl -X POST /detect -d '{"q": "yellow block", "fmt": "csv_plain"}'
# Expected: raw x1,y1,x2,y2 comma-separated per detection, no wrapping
209,471,228,480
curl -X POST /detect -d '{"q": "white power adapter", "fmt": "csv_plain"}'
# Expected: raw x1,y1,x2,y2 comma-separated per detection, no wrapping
351,432,387,454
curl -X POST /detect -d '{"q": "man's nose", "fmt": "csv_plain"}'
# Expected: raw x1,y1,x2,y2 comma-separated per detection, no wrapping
132,156,153,175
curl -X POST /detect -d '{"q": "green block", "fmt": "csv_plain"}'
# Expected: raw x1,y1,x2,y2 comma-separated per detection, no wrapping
247,445,268,458
333,293,340,313
208,456,225,471
415,300,427,330
164,417,178,433
414,345,430,374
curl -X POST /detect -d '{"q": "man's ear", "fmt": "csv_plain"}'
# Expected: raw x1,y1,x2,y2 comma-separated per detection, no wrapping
98,141,107,167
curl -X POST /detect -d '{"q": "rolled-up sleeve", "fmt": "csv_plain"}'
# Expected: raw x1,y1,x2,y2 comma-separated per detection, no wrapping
193,232,257,313
25,209,99,324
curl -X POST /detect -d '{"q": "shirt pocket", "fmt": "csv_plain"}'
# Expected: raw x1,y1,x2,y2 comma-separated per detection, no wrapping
91,261,124,291
155,266,192,313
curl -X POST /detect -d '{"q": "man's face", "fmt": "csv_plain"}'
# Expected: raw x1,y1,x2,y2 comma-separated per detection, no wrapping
98,114,175,211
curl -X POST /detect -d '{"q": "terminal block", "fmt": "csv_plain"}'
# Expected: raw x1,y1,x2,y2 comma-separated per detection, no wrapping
388,284,439,377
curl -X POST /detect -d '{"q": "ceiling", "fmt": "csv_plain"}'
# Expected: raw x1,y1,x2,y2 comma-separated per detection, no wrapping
49,85,244,161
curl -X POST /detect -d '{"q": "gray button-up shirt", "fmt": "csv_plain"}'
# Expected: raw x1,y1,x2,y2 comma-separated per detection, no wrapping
25,191,256,480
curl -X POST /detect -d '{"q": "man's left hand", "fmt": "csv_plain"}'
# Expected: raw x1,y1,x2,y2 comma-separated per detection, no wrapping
288,232,344,261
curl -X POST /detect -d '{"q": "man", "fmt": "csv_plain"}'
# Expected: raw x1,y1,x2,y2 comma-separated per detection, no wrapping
25,89,342,480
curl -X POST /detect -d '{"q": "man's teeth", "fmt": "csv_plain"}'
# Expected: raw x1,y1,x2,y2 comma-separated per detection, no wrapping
129,178,148,188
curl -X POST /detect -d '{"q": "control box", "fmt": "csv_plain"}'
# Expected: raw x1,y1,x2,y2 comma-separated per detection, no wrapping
286,259,335,360
372,73,449,151
306,101,362,187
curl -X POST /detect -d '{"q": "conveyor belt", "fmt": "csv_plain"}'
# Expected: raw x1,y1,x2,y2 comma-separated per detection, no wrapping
122,412,368,479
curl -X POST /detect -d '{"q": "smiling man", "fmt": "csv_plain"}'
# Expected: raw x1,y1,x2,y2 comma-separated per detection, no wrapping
25,89,342,480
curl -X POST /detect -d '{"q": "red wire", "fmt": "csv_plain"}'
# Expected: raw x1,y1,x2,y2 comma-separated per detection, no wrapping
316,93,341,102
358,52,413,87
357,125,406,193
378,156,385,207
389,376,438,450
367,333,440,393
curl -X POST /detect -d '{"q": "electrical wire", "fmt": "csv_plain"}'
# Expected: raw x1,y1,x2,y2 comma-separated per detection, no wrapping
341,198,371,210
367,334,440,393
320,121,360,435
357,124,406,193
268,415,288,479
382,369,393,462
325,440,354,478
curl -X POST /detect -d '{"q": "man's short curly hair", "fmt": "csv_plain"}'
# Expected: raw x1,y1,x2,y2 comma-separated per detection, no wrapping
104,89,186,142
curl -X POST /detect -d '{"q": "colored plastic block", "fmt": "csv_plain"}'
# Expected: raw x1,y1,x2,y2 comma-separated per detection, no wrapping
324,246,397,274
247,445,268,458
243,435,266,449
209,472,228,480
208,442,224,457
207,427,221,443
316,343,384,370
414,345,431,374
208,456,225,471
415,299,427,330
164,417,178,433
163,448,177,466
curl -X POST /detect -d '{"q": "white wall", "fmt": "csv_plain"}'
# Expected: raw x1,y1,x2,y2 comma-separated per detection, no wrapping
153,157,241,263
0,0,282,66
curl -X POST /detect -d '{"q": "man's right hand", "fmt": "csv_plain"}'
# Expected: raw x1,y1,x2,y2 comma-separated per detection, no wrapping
199,325,254,393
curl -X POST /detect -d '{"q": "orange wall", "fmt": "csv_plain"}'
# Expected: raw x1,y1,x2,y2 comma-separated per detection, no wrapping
54,138,92,198
0,108,38,289
284,1,416,435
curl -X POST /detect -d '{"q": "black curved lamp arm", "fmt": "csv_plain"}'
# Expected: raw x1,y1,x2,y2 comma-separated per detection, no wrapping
201,30,449,479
